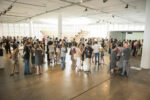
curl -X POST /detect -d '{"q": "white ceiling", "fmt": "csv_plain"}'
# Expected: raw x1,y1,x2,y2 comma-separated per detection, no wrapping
0,0,146,24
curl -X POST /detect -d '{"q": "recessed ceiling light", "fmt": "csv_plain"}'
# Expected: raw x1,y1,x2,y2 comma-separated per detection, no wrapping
103,0,108,3
80,0,83,3
84,8,88,12
125,4,128,8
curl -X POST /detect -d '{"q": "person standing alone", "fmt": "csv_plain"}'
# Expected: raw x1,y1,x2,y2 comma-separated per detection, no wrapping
92,41,101,65
60,42,67,70
23,42,30,75
121,43,130,77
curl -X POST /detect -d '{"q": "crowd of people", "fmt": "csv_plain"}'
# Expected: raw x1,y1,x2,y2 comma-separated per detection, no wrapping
0,36,143,77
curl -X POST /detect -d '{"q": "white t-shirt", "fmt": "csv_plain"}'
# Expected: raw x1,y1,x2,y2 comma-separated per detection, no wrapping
92,44,100,53
61,47,66,57
48,45,54,53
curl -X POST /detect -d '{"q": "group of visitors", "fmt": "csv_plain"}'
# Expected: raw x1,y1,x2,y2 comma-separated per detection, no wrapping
109,39,143,76
70,39,105,72
0,36,143,77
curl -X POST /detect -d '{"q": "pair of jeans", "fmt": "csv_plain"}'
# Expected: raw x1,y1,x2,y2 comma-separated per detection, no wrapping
61,56,66,70
122,60,130,76
24,59,30,74
6,47,11,54
132,48,136,56
95,53,100,65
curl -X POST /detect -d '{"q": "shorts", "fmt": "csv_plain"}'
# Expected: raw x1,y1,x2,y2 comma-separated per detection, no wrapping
12,59,18,64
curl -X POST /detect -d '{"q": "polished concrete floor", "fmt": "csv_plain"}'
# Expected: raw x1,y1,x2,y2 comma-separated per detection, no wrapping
0,51,150,100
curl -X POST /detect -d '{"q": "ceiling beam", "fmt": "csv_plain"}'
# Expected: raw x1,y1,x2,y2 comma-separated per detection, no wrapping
15,0,92,22
9,0,140,24
2,0,46,7
60,0,139,23
4,14,27,17
60,0,96,10
15,4,73,22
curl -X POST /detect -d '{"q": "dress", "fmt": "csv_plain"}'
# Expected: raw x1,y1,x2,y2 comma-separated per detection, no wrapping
35,49,43,66
110,50,117,70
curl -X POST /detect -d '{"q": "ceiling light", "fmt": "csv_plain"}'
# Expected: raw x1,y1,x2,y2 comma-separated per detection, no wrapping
3,10,6,14
103,0,108,3
84,8,88,12
8,5,13,10
125,4,128,8
96,20,100,23
80,0,83,3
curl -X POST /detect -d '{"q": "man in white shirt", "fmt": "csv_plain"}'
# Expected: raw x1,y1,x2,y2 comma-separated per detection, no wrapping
92,41,101,65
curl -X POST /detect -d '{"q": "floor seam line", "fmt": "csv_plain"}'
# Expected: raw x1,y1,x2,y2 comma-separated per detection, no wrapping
70,77,112,100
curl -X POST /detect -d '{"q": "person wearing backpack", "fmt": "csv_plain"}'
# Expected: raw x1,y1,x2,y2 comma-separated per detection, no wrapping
84,43,93,72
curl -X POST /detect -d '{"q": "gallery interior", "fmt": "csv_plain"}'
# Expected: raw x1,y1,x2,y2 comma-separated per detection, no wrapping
0,0,150,100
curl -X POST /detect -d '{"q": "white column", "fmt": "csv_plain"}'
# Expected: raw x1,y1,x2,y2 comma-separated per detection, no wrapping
19,24,20,37
24,23,25,36
29,19,33,37
141,0,150,69
0,23,2,37
8,24,10,36
58,13,62,39
13,24,15,36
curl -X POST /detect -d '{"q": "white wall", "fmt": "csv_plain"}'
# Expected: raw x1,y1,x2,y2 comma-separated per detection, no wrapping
126,32,144,40
110,31,144,41
110,32,126,41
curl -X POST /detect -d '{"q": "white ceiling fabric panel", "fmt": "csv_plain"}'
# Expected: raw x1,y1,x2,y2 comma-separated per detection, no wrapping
0,0,146,24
